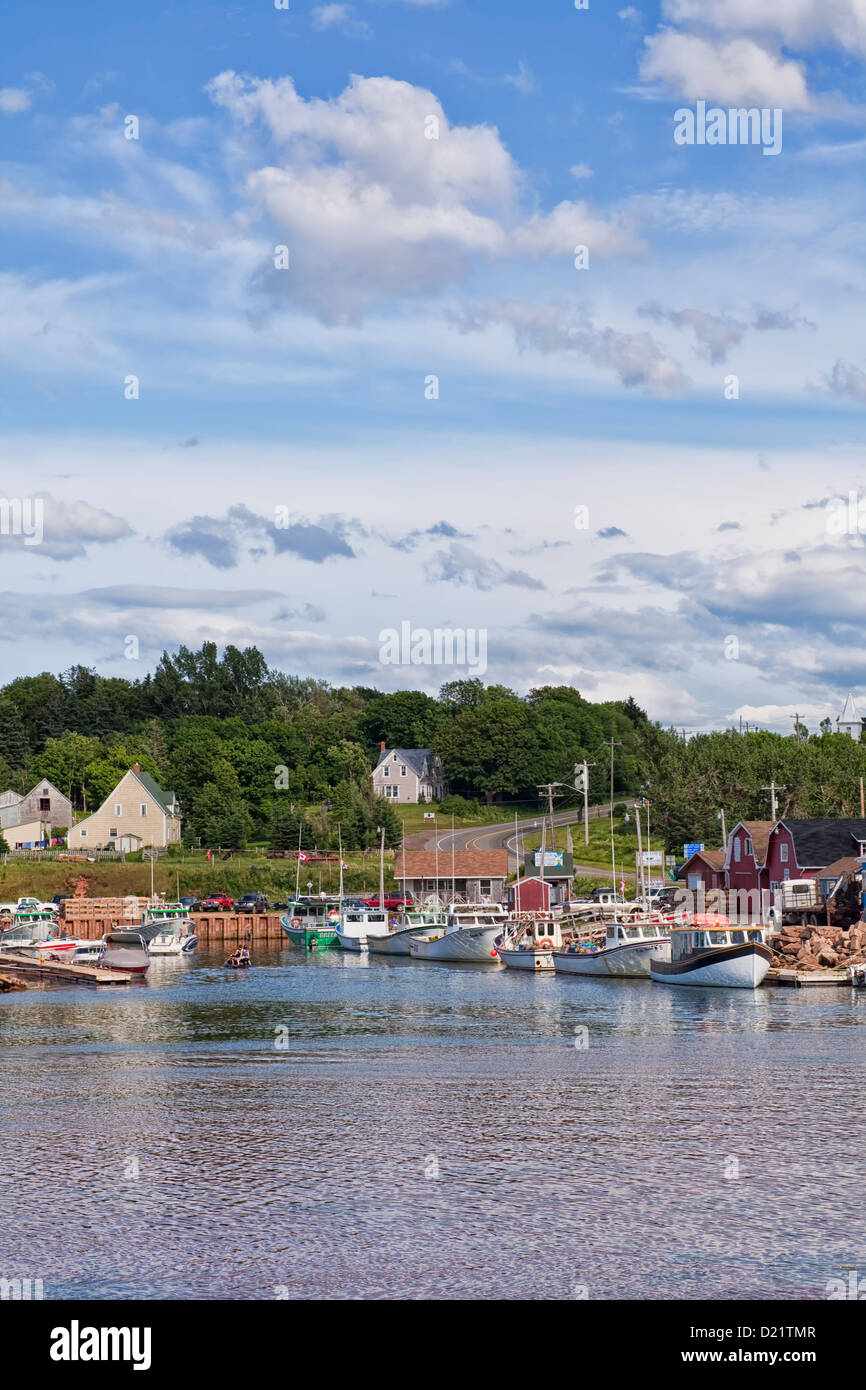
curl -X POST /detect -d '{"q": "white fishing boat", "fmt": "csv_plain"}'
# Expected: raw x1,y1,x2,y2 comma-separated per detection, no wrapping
367,907,447,955
554,917,672,978
408,903,508,963
147,922,198,955
497,913,567,971
336,905,391,952
0,909,87,957
650,921,772,989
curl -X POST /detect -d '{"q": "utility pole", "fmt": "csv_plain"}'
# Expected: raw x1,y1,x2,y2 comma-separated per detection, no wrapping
761,780,786,822
719,806,727,849
537,782,559,851
606,738,622,904
378,824,385,909
574,761,595,844
791,713,803,745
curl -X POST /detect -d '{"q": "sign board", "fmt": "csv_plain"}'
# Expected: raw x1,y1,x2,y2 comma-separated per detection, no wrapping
423,812,435,819
637,851,664,867
533,849,564,868
683,843,704,859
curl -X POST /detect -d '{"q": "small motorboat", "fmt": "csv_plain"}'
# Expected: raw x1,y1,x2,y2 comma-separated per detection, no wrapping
99,941,150,975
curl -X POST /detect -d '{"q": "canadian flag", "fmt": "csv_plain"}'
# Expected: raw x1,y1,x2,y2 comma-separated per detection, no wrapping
297,851,309,862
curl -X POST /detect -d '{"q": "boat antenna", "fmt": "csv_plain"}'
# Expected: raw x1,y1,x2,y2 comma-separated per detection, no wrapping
338,825,344,909
513,811,521,914
607,738,622,920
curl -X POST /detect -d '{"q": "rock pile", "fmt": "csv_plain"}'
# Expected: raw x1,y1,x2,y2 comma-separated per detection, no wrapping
768,921,866,972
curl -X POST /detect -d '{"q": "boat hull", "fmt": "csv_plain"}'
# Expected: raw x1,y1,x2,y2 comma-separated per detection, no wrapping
651,942,772,989
497,946,555,971
280,915,340,951
554,938,670,978
336,929,366,952
148,933,198,956
368,926,443,955
409,926,502,963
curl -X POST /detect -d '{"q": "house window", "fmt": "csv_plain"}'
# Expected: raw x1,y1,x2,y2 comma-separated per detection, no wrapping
780,843,788,862
783,868,790,880
39,798,50,811
383,766,389,777
114,804,122,816
479,880,492,895
400,765,407,776
109,828,118,838
770,881,779,892
744,838,753,856
140,804,147,817
80,830,87,838
734,838,741,862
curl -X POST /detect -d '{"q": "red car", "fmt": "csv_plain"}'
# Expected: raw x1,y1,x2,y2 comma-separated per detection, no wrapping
202,893,235,911
364,894,413,911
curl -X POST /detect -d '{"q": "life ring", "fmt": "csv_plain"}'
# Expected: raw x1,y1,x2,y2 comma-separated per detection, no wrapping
291,917,302,928
539,938,554,949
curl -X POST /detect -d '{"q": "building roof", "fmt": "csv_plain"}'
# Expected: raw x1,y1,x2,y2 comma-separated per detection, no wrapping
728,817,778,861
818,856,861,879
838,693,861,726
780,819,866,869
23,778,68,801
375,748,435,777
394,850,508,880
132,768,177,815
0,790,22,807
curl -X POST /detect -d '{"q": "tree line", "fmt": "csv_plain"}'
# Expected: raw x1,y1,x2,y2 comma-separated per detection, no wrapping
0,643,862,853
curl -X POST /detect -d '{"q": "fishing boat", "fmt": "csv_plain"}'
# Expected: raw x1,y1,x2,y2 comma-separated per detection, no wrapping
336,905,391,951
650,920,772,989
148,923,198,955
497,912,567,971
554,917,672,978
367,907,448,955
0,909,86,957
280,900,341,951
107,901,197,946
408,903,508,963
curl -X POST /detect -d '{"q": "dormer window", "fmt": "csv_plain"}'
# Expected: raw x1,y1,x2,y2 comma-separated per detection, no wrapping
744,838,753,856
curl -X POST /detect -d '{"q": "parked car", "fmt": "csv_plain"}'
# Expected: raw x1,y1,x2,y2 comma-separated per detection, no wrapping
363,894,413,911
179,895,202,913
236,892,269,913
201,893,235,911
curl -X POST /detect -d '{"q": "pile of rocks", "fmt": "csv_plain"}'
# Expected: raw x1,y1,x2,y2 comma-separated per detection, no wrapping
768,920,866,972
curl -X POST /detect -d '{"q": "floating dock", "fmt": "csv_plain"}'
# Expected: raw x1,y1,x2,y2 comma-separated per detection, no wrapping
766,967,854,988
0,951,132,985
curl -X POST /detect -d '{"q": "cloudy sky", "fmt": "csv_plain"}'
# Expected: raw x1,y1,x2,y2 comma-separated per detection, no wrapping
2,0,866,732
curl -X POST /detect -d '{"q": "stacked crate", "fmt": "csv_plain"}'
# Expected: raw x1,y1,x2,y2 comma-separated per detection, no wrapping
58,897,150,939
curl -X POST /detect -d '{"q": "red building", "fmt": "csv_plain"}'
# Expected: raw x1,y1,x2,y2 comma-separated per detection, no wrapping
722,818,866,900
678,848,726,891
507,876,555,912
724,821,773,897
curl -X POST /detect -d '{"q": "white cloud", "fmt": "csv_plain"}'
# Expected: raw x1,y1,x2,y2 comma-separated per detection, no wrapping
640,30,812,108
663,0,866,58
0,87,32,114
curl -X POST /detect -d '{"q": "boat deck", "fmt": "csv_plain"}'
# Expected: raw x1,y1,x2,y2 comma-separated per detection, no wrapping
0,951,132,985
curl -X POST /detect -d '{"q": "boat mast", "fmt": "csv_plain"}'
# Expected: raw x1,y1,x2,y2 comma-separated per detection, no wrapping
378,824,385,909
338,825,344,912
513,811,521,913
451,813,456,902
295,820,302,900
607,737,622,920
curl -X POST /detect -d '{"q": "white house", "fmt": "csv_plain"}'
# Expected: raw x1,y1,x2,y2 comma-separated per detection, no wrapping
372,746,448,804
837,693,863,740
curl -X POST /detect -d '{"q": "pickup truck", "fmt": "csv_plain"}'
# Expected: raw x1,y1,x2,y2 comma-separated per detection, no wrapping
768,876,861,930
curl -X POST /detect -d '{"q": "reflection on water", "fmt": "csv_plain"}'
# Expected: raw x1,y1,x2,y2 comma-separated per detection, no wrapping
0,946,864,1300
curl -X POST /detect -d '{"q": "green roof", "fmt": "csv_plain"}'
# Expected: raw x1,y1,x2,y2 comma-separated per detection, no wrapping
133,769,177,815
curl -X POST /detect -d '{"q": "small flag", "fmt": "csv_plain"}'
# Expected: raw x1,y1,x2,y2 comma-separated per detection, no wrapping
340,859,348,869
620,876,625,895
297,851,309,862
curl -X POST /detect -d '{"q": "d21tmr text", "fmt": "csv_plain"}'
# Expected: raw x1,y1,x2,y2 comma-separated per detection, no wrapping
691,1327,815,1340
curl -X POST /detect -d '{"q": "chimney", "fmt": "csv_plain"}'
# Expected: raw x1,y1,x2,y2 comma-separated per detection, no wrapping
380,741,386,752
133,762,141,774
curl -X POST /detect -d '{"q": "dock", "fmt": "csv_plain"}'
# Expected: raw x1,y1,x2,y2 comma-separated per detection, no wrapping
0,951,132,985
766,967,854,988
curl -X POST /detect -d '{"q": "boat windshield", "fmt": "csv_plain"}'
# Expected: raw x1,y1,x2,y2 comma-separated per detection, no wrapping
708,930,729,945
747,929,764,942
640,924,661,938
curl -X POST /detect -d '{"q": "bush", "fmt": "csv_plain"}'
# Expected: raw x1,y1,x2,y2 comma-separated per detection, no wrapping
438,794,484,818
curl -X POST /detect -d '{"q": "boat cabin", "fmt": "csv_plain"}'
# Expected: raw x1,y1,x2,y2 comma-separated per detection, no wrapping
510,913,565,949
403,909,447,928
604,920,670,945
445,904,508,930
342,907,388,929
670,925,765,960
288,900,341,925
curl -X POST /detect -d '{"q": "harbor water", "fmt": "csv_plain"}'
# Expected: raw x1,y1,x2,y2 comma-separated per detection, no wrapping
0,947,864,1300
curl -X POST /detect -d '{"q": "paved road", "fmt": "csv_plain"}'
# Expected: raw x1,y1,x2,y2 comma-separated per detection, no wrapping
406,799,640,881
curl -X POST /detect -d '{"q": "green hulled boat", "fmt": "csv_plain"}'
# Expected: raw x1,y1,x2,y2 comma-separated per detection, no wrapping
280,900,341,951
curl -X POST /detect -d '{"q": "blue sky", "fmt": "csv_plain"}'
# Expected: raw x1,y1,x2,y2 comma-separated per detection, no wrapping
3,0,866,733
